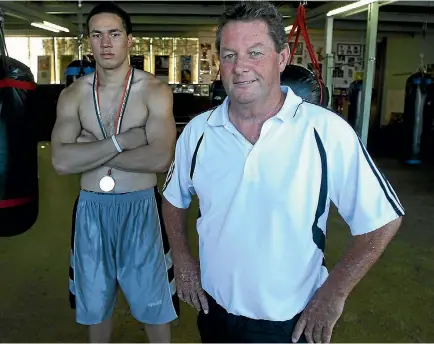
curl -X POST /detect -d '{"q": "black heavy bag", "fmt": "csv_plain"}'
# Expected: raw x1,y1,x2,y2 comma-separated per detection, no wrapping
402,72,433,165
65,59,95,87
347,80,363,132
280,65,329,107
0,27,38,236
210,79,226,107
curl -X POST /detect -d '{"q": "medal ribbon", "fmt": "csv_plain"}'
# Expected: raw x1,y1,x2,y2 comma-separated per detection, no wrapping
92,67,134,180
92,67,134,139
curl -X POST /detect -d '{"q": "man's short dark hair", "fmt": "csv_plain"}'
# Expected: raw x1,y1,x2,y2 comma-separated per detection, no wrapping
86,2,132,35
215,1,287,54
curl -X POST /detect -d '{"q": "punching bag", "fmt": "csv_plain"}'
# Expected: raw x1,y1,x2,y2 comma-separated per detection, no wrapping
65,59,95,87
402,72,434,165
281,64,329,107
347,80,363,132
0,14,38,236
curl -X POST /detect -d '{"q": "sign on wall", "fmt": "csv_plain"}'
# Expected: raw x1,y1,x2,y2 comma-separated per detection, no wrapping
333,43,365,89
37,56,51,84
180,55,192,84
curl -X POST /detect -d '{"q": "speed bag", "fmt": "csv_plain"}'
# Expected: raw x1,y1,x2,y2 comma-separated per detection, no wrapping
65,59,95,87
281,65,329,107
0,56,38,237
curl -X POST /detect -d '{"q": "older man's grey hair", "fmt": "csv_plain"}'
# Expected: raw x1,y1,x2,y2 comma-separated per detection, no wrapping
215,1,287,54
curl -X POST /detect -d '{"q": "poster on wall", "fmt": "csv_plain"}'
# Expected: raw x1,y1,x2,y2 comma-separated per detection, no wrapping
37,56,51,84
337,43,362,57
199,43,212,84
180,55,192,84
130,55,144,70
333,42,365,89
155,55,169,82
289,42,303,56
288,41,325,70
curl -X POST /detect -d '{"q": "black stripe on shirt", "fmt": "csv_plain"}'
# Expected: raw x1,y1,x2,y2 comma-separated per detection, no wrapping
312,129,328,253
190,134,204,180
357,137,405,216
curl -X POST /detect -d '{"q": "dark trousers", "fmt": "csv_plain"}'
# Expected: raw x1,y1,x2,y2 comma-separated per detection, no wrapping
197,293,307,343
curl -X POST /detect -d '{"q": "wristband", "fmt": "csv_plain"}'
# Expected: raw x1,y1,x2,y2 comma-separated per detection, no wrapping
111,135,123,153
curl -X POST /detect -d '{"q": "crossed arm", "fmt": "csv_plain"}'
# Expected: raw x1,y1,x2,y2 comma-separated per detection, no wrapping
105,85,176,173
51,85,119,175
51,82,176,175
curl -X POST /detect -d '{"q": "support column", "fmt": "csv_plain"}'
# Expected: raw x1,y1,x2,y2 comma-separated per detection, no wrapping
359,1,379,146
324,17,334,108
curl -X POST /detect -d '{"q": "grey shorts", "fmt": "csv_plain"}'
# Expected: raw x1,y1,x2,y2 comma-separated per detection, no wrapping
69,187,179,325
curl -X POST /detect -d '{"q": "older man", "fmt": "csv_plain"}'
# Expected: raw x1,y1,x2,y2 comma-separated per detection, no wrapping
162,1,404,343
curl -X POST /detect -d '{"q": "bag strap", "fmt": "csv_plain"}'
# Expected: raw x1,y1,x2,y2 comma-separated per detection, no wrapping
287,4,325,104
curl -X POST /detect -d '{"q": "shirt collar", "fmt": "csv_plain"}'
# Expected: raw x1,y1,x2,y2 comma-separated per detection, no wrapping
207,86,303,127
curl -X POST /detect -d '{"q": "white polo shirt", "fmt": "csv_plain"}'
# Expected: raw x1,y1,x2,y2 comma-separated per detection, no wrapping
163,86,404,322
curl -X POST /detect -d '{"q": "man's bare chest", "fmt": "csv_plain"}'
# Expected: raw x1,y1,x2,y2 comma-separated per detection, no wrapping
78,85,148,138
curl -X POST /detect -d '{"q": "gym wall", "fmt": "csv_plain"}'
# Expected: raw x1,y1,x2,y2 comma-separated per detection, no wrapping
381,33,434,126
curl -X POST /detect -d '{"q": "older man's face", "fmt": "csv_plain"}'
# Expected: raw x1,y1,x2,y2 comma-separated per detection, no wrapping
219,20,287,105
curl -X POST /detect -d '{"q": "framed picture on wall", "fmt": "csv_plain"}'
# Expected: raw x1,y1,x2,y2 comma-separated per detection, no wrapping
289,42,303,56
337,43,362,57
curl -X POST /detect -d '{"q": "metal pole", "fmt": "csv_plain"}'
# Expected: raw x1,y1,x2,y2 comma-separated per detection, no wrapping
77,0,83,60
359,1,379,146
324,17,334,109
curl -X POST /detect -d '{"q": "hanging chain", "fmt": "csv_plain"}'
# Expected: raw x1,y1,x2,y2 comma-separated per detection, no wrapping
419,20,427,73
0,7,7,57
77,0,83,60
0,8,4,30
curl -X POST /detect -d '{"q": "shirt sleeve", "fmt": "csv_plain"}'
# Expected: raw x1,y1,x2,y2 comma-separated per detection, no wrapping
328,119,405,236
162,125,196,209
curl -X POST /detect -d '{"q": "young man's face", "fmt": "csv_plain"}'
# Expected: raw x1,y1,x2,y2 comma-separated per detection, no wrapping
88,12,132,70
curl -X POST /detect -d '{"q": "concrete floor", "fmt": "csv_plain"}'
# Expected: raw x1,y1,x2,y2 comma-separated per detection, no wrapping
0,143,433,342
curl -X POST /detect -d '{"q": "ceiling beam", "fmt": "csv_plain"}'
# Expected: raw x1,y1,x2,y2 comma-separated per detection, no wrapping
40,3,225,15
4,29,69,37
36,2,295,17
305,2,354,23
3,23,214,33
0,2,77,32
386,0,433,6
3,30,200,39
130,25,214,32
302,1,409,24
63,15,219,26
344,11,434,23
316,19,434,33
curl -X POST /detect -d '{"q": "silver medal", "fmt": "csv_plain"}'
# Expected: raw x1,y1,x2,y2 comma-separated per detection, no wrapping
99,175,115,192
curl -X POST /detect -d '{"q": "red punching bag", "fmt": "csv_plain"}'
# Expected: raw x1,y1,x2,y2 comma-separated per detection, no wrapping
284,3,329,107
0,10,38,237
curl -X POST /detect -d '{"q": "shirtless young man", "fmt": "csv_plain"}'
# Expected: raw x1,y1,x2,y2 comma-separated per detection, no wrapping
51,3,178,343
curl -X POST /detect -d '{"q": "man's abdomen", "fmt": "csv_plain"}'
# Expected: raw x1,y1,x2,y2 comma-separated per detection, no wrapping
81,166,157,193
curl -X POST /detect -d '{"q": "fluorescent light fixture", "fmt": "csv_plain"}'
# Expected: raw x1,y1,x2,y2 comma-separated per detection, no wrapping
31,22,60,32
42,21,70,33
327,0,377,17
